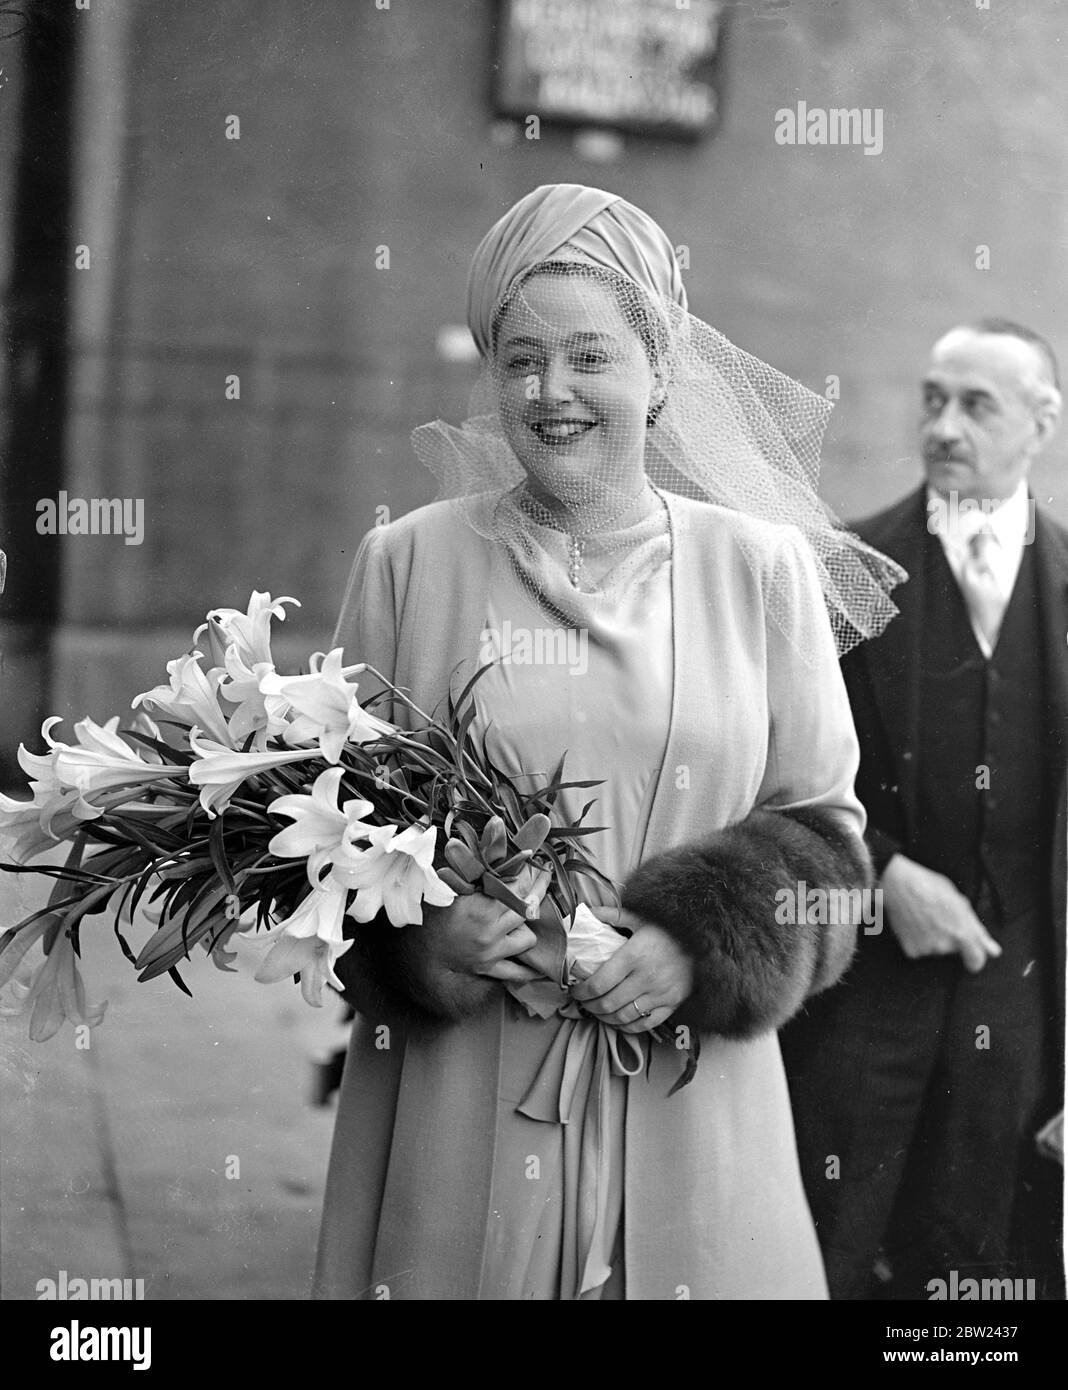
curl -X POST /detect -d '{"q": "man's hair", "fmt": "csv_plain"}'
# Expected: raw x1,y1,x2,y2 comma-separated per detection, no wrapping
965,316,1061,396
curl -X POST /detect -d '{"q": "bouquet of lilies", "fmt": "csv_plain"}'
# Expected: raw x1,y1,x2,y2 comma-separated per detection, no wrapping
0,593,617,1042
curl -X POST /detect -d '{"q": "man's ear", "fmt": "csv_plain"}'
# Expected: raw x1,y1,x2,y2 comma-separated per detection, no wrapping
1033,391,1062,451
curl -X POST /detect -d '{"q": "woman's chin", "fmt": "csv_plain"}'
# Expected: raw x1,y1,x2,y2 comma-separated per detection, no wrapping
517,458,627,503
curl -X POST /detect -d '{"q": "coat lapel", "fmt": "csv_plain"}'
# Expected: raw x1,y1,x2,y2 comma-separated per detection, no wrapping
858,488,929,833
1030,506,1068,1015
1032,505,1068,771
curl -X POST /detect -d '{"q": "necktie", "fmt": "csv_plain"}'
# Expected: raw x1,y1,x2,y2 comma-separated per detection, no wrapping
956,526,1005,654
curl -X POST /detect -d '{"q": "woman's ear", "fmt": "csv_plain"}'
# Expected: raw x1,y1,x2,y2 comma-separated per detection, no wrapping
646,371,669,428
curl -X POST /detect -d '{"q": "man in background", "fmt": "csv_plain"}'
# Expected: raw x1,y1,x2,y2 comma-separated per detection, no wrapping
781,319,1067,1300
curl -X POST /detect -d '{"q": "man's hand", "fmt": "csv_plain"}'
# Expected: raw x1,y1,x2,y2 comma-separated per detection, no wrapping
570,906,694,1033
881,854,1002,973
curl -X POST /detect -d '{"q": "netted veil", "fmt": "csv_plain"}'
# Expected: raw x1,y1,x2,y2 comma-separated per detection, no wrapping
412,184,904,656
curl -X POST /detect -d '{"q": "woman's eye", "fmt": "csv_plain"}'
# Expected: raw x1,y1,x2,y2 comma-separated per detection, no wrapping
572,352,611,370
506,356,536,373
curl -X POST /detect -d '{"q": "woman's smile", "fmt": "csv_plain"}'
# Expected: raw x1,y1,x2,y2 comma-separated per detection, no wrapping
529,417,598,447
493,274,658,493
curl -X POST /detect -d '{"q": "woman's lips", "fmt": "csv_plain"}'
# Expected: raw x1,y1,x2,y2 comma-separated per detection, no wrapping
530,419,597,446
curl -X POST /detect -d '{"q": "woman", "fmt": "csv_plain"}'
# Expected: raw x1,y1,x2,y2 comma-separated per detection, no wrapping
313,184,901,1300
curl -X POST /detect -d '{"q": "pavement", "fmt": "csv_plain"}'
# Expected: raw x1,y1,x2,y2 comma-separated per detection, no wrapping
0,859,346,1301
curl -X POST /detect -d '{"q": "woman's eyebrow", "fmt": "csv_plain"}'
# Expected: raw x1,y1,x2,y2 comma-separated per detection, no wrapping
501,330,618,349
500,328,617,344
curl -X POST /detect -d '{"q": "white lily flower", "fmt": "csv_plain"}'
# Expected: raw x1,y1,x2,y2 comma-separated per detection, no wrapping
0,783,98,862
266,766,375,888
254,882,353,1007
133,652,232,745
337,821,456,927
187,728,318,816
14,730,65,786
47,716,185,799
217,646,291,747
0,923,109,1042
259,649,392,764
0,772,171,865
0,721,100,860
195,590,300,671
255,933,348,1008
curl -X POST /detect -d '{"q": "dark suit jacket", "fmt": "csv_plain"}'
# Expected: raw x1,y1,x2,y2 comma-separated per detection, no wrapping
841,485,1068,1050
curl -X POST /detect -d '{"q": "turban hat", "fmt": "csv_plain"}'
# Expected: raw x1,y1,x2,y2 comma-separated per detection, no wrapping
465,184,688,359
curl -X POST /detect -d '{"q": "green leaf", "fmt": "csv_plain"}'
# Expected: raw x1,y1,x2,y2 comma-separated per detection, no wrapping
449,661,495,727
0,898,83,960
157,857,215,881
122,729,195,764
166,965,193,998
208,815,238,899
666,1034,701,1097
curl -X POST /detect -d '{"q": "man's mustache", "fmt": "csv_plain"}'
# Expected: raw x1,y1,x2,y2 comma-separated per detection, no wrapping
923,445,972,464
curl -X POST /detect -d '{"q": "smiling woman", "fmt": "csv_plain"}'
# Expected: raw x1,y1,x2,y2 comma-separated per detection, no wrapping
314,184,904,1301
496,273,659,461
492,268,664,587
413,187,903,642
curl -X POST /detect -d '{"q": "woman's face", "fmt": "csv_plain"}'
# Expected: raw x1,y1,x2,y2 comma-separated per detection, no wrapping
493,273,659,506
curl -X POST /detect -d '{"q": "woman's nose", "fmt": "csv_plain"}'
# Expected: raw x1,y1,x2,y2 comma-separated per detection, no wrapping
539,355,576,403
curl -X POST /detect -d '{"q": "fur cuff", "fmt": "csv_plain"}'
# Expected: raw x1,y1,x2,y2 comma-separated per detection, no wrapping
334,912,499,1028
621,806,871,1039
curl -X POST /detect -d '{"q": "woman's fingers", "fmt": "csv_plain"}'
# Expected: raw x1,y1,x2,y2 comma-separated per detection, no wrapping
582,978,644,1020
570,928,691,1022
495,922,539,958
480,958,544,984
570,949,631,1003
616,1004,673,1035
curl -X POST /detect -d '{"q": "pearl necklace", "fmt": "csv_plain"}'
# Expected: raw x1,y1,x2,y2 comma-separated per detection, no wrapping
518,482,659,589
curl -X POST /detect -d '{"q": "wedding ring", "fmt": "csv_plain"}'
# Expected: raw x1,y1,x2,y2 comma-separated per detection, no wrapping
634,1002,650,1020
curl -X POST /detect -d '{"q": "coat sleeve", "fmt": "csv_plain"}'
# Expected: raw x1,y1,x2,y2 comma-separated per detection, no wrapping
330,524,500,1026
331,526,399,706
621,526,872,1039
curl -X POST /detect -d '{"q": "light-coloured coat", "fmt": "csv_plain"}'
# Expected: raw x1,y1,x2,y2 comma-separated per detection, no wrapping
313,491,865,1300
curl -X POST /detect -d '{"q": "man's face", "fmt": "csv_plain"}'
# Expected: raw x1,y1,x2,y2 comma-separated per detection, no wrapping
919,329,1050,502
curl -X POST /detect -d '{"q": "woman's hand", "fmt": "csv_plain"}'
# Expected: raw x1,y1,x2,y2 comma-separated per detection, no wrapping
569,906,694,1033
424,865,550,986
